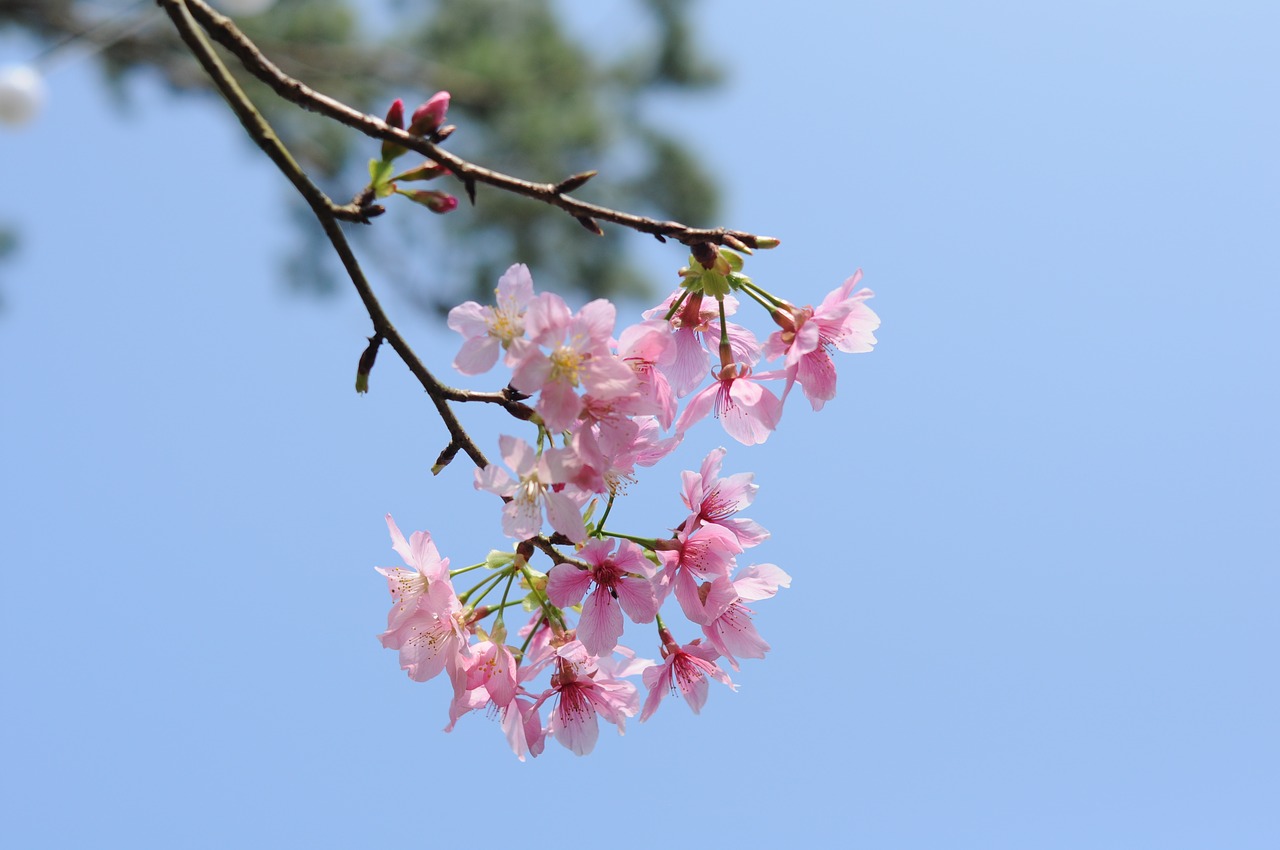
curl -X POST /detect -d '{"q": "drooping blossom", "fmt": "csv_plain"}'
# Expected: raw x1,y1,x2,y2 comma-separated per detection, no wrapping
680,447,769,548
505,293,638,432
644,292,753,398
532,641,642,756
639,632,735,721
474,435,586,543
762,270,880,411
447,263,535,375
698,563,792,670
673,363,783,446
546,539,661,656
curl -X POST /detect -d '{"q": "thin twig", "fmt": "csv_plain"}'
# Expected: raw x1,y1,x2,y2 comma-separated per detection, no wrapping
159,0,490,469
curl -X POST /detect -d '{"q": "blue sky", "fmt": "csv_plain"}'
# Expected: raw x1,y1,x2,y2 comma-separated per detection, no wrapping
2,1,1277,847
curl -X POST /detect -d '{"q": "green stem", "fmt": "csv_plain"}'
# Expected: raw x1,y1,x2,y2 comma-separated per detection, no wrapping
593,493,617,535
601,530,660,550
664,287,691,323
448,561,488,578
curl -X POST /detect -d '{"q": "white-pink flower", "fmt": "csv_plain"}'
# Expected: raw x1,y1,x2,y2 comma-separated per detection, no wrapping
376,514,452,631
474,435,586,543
546,539,661,656
377,573,471,683
446,263,535,375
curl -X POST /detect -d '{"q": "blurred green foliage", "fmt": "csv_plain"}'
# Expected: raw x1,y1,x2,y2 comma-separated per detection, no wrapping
1,0,724,312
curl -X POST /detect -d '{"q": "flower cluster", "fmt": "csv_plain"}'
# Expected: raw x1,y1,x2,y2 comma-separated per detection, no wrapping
376,253,878,758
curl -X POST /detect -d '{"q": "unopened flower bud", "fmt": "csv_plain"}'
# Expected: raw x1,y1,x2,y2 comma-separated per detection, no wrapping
355,335,381,394
380,98,406,161
399,189,458,213
392,161,450,182
408,91,450,136
554,170,598,195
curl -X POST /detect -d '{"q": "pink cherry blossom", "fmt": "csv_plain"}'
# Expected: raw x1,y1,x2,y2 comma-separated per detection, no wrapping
546,539,660,656
639,632,735,721
532,641,641,755
474,435,586,543
615,319,678,428
656,519,741,625
644,291,753,398
506,293,637,432
680,447,769,548
446,263,535,375
377,572,471,683
375,514,452,630
698,563,791,670
570,415,679,496
673,363,783,446
762,270,880,411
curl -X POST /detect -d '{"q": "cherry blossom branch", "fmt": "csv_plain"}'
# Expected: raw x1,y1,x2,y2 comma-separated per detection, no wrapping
158,0,494,469
177,0,778,251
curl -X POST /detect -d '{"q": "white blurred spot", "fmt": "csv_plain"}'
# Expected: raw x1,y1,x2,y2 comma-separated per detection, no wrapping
0,65,44,128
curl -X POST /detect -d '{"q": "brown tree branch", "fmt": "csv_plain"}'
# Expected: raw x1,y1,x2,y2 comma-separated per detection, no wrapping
158,0,492,469
177,0,778,252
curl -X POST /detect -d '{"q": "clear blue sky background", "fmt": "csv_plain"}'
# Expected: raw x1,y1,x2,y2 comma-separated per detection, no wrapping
2,1,1277,847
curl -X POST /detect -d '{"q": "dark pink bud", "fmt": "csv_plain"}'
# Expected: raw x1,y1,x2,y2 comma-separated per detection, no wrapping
384,98,404,130
408,91,450,136
401,189,458,214
381,98,407,161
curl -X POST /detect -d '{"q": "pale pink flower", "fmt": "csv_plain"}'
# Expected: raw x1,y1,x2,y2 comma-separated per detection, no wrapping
644,292,750,397
673,363,783,446
762,270,880,411
615,319,678,428
501,695,546,761
377,574,471,683
375,514,452,631
506,294,637,432
656,519,741,625
570,415,679,496
698,563,791,670
546,539,661,656
474,435,586,543
639,633,735,721
446,263,534,375
680,447,768,548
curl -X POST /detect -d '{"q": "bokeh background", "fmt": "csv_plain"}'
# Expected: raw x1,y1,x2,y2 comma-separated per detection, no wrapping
2,1,1277,847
